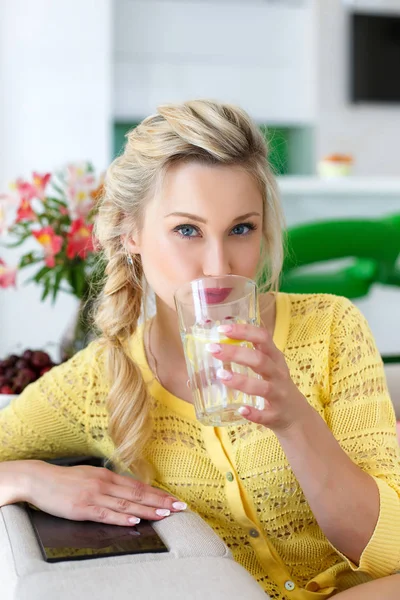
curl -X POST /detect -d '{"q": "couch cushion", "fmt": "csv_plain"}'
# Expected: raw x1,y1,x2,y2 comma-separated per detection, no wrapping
1,504,266,600
0,504,236,600
0,504,230,575
385,363,400,420
15,555,268,600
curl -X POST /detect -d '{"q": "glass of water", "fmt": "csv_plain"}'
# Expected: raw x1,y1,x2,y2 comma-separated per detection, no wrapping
174,275,265,426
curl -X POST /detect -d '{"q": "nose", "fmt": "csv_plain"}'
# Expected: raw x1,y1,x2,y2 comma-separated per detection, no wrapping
202,240,232,277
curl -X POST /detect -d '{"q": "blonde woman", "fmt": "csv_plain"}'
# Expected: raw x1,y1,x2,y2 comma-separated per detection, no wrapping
0,100,399,599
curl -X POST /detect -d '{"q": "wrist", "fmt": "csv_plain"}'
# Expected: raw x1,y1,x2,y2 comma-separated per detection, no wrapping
0,460,44,505
273,399,319,443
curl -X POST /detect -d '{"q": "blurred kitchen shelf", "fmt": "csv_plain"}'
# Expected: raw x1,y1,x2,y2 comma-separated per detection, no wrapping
278,176,400,196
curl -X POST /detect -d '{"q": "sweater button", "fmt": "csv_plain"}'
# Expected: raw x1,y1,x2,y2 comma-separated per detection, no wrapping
284,581,296,591
307,582,319,592
249,528,260,538
226,471,234,482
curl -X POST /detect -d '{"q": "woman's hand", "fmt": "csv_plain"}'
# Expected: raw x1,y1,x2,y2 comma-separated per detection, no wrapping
207,322,313,433
25,461,187,526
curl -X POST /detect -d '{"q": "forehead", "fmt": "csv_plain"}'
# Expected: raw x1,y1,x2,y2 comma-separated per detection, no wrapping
153,161,263,215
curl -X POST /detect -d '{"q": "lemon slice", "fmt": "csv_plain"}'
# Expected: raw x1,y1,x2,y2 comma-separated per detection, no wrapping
184,333,250,364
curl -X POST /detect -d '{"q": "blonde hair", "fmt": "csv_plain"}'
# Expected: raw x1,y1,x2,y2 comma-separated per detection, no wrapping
94,99,285,477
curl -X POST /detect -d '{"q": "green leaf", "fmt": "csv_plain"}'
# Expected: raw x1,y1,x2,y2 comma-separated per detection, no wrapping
47,196,68,208
5,233,32,248
28,265,51,284
51,267,65,303
51,182,65,197
41,276,51,301
19,253,43,268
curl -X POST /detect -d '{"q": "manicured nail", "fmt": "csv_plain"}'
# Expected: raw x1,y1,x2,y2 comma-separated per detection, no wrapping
128,517,141,524
218,324,233,333
238,406,251,416
172,502,187,510
156,509,171,517
217,368,232,381
206,343,222,354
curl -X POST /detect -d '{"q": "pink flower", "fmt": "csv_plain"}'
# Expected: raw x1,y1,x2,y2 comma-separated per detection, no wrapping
33,226,63,267
10,172,50,205
66,219,94,260
32,172,51,200
65,162,97,218
66,185,95,218
66,163,95,187
14,179,37,202
16,198,36,222
0,259,17,288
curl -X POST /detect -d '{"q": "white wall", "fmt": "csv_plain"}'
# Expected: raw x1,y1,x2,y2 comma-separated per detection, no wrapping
114,0,317,124
316,0,400,175
0,0,112,359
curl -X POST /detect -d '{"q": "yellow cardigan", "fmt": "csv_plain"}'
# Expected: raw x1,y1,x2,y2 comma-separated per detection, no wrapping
1,293,399,599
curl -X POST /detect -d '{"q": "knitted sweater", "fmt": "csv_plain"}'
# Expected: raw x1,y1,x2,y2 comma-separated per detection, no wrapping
1,293,399,599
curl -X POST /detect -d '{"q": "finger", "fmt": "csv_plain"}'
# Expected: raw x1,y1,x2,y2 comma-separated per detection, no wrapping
105,482,187,513
216,369,271,402
84,505,144,527
96,494,174,521
206,343,276,378
237,404,271,426
107,472,169,498
217,323,280,360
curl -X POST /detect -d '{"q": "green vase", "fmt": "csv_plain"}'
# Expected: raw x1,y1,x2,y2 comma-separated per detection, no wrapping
59,298,95,362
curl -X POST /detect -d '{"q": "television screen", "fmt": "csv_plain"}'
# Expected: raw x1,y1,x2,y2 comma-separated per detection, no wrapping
351,12,400,103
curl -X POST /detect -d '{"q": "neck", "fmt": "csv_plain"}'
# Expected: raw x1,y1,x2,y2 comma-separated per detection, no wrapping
152,297,185,361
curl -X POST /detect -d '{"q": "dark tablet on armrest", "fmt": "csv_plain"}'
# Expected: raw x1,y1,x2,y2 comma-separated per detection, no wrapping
27,506,169,563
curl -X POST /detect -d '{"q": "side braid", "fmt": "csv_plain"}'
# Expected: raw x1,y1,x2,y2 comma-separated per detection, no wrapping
94,249,152,477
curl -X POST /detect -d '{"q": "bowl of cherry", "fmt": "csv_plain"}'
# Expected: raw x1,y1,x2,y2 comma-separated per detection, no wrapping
0,350,57,409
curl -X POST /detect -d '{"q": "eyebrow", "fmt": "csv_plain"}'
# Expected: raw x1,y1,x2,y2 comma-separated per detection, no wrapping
164,211,262,224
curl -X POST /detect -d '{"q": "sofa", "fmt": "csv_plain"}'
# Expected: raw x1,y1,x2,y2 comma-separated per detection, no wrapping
0,503,267,600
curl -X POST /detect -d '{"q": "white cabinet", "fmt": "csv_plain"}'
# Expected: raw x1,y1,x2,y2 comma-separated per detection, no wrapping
113,0,317,123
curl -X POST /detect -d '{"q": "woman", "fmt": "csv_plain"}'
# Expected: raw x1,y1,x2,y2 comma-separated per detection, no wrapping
0,100,399,599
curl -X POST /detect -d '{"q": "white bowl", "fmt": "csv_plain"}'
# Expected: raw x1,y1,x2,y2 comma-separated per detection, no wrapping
0,394,18,409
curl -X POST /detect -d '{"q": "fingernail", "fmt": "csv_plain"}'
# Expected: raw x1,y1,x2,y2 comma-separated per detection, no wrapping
218,325,233,333
206,343,222,354
238,406,251,416
217,368,232,381
156,509,171,517
172,502,187,510
128,517,141,524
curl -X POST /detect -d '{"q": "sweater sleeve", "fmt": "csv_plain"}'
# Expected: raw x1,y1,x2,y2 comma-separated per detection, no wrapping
325,296,400,578
0,342,105,462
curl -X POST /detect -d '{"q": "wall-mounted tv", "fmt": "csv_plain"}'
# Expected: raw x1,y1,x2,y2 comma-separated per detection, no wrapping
351,12,400,103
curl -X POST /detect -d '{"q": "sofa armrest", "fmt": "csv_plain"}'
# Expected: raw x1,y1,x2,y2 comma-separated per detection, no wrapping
0,503,267,599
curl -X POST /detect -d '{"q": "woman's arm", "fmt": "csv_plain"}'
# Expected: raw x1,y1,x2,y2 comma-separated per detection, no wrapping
212,296,400,577
0,459,187,524
0,460,33,505
275,405,380,565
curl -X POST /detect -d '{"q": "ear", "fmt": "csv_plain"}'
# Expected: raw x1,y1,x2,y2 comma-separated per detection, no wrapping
122,234,141,255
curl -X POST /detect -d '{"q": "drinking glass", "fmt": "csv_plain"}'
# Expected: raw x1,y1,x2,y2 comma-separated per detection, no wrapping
174,275,264,426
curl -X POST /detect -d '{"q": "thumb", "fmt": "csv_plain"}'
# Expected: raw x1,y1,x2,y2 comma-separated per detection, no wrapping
238,405,270,426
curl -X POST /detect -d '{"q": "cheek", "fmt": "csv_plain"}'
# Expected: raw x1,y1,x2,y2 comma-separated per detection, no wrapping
140,233,198,304
232,237,263,275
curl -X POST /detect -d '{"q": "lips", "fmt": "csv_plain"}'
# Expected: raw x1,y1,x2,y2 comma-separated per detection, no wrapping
202,288,233,305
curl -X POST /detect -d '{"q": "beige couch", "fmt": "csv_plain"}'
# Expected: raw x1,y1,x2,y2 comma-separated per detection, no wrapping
385,363,400,420
0,504,267,600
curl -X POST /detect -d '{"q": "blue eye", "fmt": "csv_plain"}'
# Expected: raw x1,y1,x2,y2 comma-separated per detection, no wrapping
174,225,199,239
230,223,256,236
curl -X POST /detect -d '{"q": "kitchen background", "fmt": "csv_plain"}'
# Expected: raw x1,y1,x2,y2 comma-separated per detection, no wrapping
1,0,399,359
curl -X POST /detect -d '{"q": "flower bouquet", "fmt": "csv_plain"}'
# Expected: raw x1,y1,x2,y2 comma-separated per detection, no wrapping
0,162,104,359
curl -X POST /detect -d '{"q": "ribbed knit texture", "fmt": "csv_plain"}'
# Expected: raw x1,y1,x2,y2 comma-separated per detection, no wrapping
1,293,399,599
